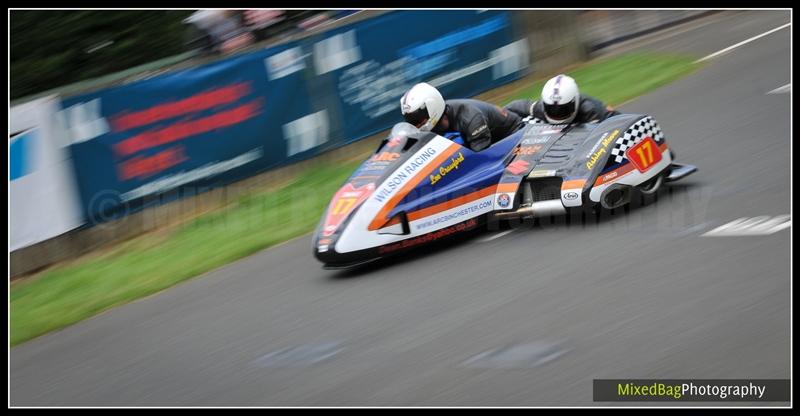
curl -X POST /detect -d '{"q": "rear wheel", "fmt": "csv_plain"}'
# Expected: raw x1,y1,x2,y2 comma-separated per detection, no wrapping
634,171,667,208
638,173,663,195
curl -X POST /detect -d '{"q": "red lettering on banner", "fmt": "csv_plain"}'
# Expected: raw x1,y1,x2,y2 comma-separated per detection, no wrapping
110,83,252,132
113,99,262,157
117,146,188,181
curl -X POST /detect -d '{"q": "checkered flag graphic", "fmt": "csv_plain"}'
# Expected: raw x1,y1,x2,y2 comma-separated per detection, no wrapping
610,116,665,163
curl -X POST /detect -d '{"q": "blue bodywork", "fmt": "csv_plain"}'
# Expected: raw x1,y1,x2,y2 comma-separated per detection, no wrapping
389,129,524,218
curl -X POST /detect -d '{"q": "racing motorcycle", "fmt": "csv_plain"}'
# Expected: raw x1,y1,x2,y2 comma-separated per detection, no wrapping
313,114,697,268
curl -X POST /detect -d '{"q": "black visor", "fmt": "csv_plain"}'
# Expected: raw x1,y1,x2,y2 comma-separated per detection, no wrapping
543,100,576,121
403,107,429,128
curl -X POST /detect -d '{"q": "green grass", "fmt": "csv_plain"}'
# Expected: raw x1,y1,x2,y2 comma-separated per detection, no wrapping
501,51,701,107
10,52,702,346
10,162,360,346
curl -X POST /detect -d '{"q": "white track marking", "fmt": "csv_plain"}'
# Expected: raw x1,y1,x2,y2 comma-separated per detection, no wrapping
767,83,791,94
674,222,712,237
695,23,791,63
477,229,516,243
701,215,791,237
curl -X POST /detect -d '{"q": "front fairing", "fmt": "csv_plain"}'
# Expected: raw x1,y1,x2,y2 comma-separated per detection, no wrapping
313,123,438,261
313,123,523,264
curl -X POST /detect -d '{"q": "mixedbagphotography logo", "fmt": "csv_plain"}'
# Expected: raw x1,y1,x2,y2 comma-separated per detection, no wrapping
593,379,790,402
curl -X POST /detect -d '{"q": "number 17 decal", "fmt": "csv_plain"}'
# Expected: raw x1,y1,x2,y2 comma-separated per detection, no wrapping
626,137,662,173
332,197,357,215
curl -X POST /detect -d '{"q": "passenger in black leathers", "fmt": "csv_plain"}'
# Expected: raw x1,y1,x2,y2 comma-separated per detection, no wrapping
431,99,523,152
503,73,620,125
504,96,620,125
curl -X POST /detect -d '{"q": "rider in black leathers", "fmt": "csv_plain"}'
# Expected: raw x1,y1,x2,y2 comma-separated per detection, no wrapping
401,82,521,152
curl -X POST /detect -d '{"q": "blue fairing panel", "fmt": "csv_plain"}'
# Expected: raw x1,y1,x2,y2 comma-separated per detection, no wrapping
389,129,522,216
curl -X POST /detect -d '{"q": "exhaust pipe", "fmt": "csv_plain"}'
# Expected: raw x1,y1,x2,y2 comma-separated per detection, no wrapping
493,199,566,220
600,184,631,210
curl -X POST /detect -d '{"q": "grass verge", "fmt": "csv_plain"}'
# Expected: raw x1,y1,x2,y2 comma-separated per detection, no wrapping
502,51,701,106
10,51,702,346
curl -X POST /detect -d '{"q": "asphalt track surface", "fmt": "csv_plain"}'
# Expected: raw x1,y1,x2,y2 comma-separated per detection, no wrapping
11,11,791,406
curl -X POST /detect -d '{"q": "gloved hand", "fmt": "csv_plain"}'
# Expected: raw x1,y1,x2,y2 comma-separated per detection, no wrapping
443,131,465,146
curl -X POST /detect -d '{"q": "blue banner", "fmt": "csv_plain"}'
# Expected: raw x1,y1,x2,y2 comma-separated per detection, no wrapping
62,41,319,221
323,10,524,144
60,10,528,223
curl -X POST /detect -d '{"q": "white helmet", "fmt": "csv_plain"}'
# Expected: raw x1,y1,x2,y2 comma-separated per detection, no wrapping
541,74,580,124
400,82,445,132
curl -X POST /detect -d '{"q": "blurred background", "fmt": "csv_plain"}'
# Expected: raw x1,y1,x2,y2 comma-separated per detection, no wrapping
9,9,790,407
11,10,361,100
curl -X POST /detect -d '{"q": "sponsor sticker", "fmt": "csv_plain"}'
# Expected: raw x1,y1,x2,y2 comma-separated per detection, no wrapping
429,151,465,185
528,169,556,178
357,162,390,172
513,145,543,156
522,136,550,145
497,193,511,208
586,129,619,170
377,219,478,254
602,171,619,183
372,146,439,203
505,160,530,175
414,198,493,231
371,151,401,162
563,191,579,200
586,131,609,156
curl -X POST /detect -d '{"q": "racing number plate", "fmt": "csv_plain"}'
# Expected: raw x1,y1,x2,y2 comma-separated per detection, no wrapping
625,137,662,173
